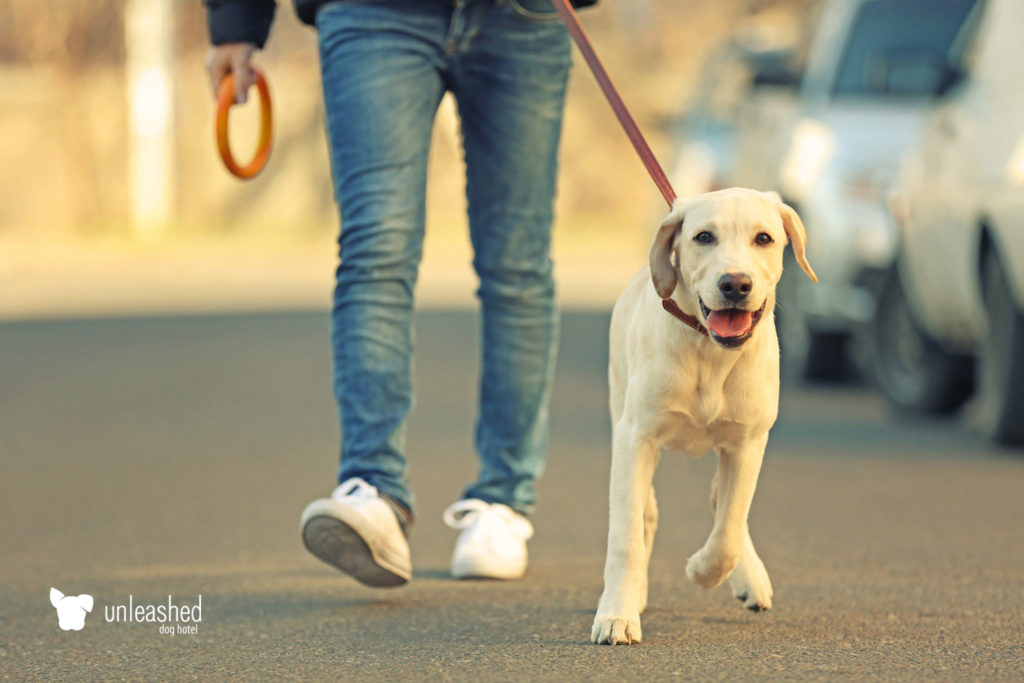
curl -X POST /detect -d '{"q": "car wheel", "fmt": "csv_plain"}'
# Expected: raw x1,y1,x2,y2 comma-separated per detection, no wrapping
870,266,973,414
979,249,1024,446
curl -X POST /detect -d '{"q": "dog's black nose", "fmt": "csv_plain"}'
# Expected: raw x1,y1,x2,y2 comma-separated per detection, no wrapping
718,273,752,301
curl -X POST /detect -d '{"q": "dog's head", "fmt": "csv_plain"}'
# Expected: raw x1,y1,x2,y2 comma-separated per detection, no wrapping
649,188,817,348
50,587,94,631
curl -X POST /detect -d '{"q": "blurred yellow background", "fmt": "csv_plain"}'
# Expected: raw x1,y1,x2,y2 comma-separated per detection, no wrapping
0,0,813,317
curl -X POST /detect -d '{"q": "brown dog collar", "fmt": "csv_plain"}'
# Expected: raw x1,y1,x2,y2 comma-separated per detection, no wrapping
662,298,708,336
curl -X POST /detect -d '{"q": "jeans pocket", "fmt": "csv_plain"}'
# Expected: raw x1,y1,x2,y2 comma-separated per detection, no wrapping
506,0,561,21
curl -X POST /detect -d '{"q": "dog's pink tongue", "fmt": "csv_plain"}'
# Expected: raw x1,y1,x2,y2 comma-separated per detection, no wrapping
706,309,753,338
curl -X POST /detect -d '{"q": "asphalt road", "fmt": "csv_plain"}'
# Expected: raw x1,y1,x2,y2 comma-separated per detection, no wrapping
1,310,1022,680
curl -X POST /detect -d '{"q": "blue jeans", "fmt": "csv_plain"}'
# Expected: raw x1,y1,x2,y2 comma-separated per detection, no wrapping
316,0,571,516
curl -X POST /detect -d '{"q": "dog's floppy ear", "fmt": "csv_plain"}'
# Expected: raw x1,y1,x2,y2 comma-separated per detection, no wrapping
50,587,64,608
778,202,818,282
78,595,94,613
650,200,688,298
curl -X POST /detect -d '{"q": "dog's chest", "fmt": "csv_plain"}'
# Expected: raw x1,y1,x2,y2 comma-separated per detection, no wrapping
656,362,758,455
659,389,725,456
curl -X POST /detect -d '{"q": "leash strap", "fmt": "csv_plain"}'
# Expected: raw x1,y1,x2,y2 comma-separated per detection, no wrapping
550,0,677,208
553,0,711,333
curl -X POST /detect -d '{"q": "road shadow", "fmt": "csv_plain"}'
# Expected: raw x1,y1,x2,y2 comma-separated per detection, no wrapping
411,567,454,580
212,593,420,620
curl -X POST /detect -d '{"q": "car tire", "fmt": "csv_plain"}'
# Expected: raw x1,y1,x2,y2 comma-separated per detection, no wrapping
870,266,973,414
979,249,1024,446
800,331,850,381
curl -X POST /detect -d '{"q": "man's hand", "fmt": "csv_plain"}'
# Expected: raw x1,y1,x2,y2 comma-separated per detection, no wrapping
205,43,258,104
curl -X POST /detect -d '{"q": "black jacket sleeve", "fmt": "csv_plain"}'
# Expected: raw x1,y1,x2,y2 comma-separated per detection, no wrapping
293,0,597,25
207,0,595,45
205,0,277,49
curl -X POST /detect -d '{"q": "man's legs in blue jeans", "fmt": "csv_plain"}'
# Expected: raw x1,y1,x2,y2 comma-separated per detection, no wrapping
317,1,570,517
449,8,572,515
317,3,448,513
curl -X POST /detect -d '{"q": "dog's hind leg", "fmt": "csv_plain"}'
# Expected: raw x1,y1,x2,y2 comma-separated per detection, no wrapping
686,435,767,589
638,486,658,614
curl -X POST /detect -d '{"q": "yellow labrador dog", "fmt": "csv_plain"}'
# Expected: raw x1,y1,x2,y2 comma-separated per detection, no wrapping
592,188,817,645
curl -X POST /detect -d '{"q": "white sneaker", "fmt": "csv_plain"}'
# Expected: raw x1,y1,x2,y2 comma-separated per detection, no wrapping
300,478,412,587
443,499,534,580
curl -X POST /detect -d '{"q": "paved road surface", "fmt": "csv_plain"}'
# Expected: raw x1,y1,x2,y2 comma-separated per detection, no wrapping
1,311,1022,679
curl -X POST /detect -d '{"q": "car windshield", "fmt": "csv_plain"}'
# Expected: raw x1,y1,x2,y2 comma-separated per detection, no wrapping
834,0,976,96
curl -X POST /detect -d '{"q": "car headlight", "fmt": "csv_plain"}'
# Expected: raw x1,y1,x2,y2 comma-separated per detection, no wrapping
1007,132,1024,186
780,118,835,200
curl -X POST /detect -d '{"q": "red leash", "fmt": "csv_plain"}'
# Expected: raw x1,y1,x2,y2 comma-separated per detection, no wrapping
552,0,710,332
550,0,677,208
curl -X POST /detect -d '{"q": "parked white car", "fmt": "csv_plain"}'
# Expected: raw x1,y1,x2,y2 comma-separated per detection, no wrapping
669,36,804,200
870,0,1024,446
763,0,978,380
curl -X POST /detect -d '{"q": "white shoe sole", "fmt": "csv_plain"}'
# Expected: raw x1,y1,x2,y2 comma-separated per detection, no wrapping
451,555,527,580
300,499,411,588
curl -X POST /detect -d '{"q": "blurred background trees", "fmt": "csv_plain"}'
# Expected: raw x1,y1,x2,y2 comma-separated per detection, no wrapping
0,0,816,241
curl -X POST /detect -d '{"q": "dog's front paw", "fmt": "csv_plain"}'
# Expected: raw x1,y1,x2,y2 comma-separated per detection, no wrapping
591,614,642,645
729,552,773,612
686,545,739,589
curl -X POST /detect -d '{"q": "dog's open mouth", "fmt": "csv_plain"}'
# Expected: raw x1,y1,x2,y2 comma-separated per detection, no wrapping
699,299,767,347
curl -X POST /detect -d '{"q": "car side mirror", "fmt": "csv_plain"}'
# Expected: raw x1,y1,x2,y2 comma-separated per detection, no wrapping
745,49,801,91
752,65,801,90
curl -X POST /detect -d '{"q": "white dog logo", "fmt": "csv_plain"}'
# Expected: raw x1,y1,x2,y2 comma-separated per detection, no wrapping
49,587,94,631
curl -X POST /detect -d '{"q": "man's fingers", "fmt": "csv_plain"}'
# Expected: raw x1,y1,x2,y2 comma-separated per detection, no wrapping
229,54,256,104
203,44,257,103
205,52,230,99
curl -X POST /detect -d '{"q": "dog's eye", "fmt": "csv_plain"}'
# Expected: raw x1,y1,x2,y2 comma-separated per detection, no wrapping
755,232,773,246
693,231,715,244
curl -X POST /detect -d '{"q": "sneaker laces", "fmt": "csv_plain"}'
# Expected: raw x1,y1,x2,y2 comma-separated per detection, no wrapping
332,477,377,501
331,478,412,534
442,499,534,540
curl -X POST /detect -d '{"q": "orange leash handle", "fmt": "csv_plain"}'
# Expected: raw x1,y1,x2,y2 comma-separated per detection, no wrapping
550,0,677,208
216,69,273,180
